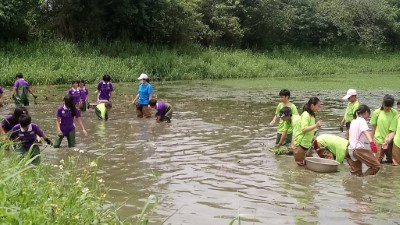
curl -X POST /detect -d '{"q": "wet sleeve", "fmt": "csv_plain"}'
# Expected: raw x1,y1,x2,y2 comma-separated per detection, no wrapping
370,110,379,126
389,115,399,132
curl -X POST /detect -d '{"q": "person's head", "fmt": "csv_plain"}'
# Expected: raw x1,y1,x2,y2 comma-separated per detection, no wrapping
79,79,85,87
342,89,357,103
354,104,371,119
138,73,150,84
105,102,112,111
303,97,321,117
71,80,79,89
19,114,31,129
10,106,28,124
397,100,400,112
103,74,111,83
15,72,23,79
380,94,395,111
149,99,157,109
279,89,290,102
279,106,292,121
63,95,76,116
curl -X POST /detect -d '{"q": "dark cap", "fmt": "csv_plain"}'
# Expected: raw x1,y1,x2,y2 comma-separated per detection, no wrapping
279,106,292,118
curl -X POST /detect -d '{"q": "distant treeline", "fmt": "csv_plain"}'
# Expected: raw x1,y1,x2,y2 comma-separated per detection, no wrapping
1,0,400,50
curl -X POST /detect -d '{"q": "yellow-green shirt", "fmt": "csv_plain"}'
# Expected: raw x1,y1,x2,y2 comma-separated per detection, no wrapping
284,115,301,136
316,134,348,163
95,103,108,120
370,108,398,144
294,111,316,148
389,114,400,147
344,100,360,123
275,102,298,134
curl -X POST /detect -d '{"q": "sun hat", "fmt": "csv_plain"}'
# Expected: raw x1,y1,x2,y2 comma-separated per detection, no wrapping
137,73,149,80
342,89,357,100
279,107,292,118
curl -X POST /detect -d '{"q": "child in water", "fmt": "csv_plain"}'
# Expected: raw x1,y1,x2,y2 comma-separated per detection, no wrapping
341,89,360,139
79,79,89,111
12,73,37,106
0,106,29,134
9,114,52,164
68,80,81,108
53,95,87,148
96,74,113,103
149,99,173,123
95,102,112,120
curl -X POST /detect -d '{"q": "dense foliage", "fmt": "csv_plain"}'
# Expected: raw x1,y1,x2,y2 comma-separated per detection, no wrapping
1,0,400,50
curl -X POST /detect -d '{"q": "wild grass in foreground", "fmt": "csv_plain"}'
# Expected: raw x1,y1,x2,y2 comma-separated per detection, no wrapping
1,40,400,85
0,141,124,224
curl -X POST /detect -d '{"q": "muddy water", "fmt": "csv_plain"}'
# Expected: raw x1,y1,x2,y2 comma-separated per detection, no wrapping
1,83,400,224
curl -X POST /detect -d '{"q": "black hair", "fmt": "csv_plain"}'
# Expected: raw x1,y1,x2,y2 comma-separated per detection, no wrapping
149,99,157,107
7,106,28,127
380,94,395,110
64,95,76,117
105,102,112,109
353,104,371,119
398,100,400,105
15,72,23,79
71,80,79,85
279,106,292,117
103,74,111,82
19,114,31,127
302,97,320,117
279,89,290,98
79,79,85,85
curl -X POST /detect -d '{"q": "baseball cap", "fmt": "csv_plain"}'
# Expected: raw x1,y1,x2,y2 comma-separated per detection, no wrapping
138,73,149,80
279,107,292,118
342,89,357,100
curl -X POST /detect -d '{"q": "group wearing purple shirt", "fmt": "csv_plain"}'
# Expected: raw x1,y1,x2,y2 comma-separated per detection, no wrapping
96,75,113,102
68,80,81,106
12,73,36,106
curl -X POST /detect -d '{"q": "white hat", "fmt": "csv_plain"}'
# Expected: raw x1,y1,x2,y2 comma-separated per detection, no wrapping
137,73,149,80
342,89,357,100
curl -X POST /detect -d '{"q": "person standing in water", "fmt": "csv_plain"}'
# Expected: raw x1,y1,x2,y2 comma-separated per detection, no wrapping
270,89,299,148
12,73,37,106
384,101,400,166
96,74,113,103
133,73,153,118
95,102,112,120
341,89,360,140
53,95,87,148
0,106,28,134
293,97,322,166
346,105,380,176
370,95,398,164
68,80,81,108
79,79,89,111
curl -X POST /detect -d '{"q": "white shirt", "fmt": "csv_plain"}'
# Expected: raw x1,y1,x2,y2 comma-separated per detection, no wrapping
348,117,370,160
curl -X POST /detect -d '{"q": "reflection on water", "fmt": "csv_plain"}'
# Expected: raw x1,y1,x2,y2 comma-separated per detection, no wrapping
0,83,400,224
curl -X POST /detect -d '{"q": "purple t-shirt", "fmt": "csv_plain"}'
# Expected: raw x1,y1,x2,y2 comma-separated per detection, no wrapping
97,81,113,101
68,88,81,104
0,86,3,94
14,79,29,88
155,101,170,117
1,114,15,132
79,87,88,102
56,105,81,135
10,123,44,149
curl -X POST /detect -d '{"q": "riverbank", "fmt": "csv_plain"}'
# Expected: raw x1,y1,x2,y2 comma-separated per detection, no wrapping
1,40,400,85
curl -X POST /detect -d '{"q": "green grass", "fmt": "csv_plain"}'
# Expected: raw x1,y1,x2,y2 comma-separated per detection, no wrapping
0,140,125,224
1,40,400,85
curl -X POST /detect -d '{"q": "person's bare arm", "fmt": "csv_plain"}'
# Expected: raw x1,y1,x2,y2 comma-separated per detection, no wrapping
75,117,87,136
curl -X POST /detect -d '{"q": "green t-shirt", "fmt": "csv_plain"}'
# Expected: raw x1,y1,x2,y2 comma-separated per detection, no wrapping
344,100,360,123
284,115,300,135
389,114,400,147
316,134,348,163
294,111,316,148
275,102,298,134
370,108,398,144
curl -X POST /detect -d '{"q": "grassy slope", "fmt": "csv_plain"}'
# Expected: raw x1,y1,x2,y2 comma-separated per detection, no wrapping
1,40,400,86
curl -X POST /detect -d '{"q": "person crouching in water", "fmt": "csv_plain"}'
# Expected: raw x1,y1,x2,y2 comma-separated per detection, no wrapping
149,99,173,123
53,95,87,148
346,104,380,176
313,134,348,164
95,102,112,120
279,106,301,155
9,114,52,164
